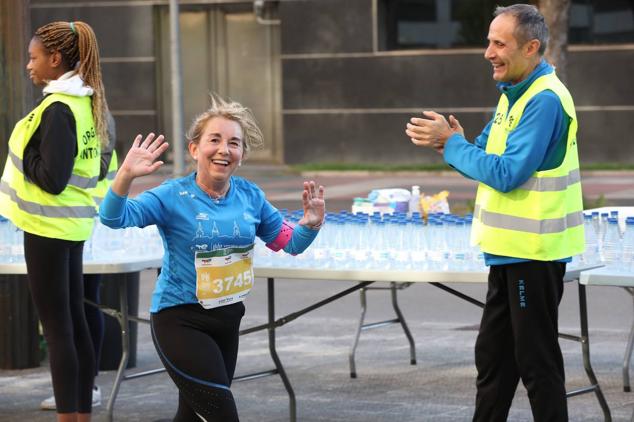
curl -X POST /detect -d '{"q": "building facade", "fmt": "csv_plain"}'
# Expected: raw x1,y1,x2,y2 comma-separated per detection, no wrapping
28,0,634,166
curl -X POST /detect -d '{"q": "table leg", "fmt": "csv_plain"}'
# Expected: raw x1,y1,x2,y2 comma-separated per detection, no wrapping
623,287,634,392
578,283,612,422
267,277,296,422
105,278,130,422
349,287,368,378
391,282,416,366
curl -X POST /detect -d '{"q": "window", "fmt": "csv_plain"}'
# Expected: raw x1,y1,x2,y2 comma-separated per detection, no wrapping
378,0,634,50
569,0,634,44
378,0,523,50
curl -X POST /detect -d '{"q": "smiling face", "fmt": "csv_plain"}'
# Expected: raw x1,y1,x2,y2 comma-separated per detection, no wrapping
484,14,538,84
188,116,244,190
26,37,65,87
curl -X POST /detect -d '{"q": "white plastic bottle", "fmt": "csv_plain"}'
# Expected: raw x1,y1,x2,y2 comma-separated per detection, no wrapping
622,217,634,273
582,213,599,265
601,217,621,266
409,185,421,217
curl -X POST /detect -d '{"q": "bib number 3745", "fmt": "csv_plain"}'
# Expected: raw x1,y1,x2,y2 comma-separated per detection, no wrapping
195,244,254,309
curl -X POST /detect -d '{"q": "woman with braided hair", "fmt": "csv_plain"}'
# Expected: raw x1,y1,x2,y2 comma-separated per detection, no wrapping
0,21,108,422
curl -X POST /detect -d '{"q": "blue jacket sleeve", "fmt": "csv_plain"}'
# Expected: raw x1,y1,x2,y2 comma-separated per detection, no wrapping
443,92,565,193
255,199,319,255
99,185,168,228
283,224,319,254
446,119,493,180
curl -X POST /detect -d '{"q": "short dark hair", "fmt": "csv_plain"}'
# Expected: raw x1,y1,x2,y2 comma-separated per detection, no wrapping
494,4,549,55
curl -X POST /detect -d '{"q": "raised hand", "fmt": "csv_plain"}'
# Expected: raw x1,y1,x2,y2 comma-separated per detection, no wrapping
111,133,169,196
120,133,169,178
298,181,325,230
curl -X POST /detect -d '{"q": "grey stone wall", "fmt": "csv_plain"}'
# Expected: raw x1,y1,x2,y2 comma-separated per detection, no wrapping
30,1,158,160
280,0,634,166
22,0,634,167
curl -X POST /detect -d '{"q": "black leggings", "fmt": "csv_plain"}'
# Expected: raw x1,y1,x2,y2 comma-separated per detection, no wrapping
151,302,245,422
24,231,95,414
84,273,104,375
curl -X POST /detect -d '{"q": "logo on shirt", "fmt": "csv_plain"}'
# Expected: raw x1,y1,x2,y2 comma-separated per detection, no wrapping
493,112,504,126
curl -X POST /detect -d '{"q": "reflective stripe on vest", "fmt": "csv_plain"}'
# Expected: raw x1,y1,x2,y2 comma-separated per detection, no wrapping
8,150,98,190
471,72,584,260
0,180,97,218
90,150,118,206
477,207,583,235
519,168,580,192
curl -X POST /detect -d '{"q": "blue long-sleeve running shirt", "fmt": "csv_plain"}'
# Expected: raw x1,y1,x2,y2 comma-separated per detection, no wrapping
100,172,318,312
443,60,571,266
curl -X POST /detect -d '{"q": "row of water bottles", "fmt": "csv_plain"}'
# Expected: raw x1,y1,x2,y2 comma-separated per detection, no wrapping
84,218,164,261
0,215,163,264
579,210,634,273
254,210,486,272
0,216,24,263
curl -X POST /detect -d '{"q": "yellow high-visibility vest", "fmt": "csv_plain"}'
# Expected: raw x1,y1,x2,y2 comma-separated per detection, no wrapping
91,149,118,208
0,93,100,241
471,72,584,260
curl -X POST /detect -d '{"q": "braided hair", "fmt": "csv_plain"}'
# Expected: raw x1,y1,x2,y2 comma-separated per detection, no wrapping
34,21,109,147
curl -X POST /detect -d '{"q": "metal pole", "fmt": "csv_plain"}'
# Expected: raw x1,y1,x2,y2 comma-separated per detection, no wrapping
169,0,185,177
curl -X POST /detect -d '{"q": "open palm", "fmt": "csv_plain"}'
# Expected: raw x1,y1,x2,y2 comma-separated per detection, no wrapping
120,133,169,178
299,181,325,228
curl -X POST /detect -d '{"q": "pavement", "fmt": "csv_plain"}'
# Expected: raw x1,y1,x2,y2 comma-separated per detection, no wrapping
131,164,634,212
1,165,634,422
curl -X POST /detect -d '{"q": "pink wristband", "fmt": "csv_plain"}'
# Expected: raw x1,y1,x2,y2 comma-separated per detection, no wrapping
266,220,295,252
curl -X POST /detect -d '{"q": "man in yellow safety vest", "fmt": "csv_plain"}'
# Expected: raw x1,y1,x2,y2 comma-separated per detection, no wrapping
406,4,583,421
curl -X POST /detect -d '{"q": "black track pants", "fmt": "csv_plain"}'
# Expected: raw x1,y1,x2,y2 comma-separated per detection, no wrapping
473,261,567,422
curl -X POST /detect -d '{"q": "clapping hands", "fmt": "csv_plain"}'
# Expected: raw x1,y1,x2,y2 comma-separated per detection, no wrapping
406,111,464,154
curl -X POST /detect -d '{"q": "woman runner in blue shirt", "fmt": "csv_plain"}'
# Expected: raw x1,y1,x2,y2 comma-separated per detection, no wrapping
99,95,325,421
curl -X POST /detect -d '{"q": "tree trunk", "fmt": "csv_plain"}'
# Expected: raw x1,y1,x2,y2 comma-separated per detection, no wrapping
540,0,571,82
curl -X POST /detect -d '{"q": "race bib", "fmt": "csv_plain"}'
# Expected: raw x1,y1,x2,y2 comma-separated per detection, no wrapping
195,244,254,309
